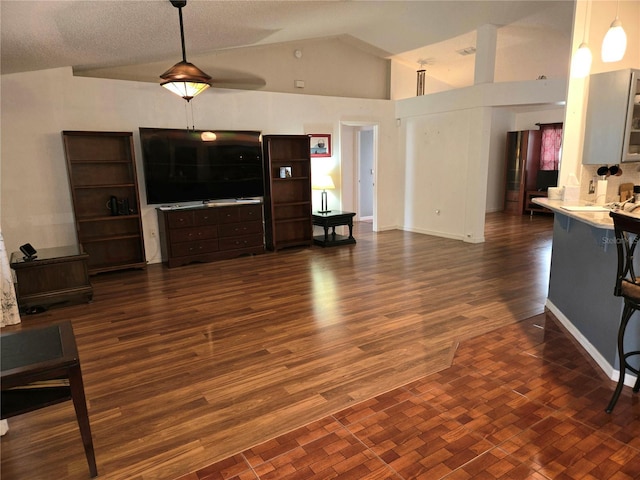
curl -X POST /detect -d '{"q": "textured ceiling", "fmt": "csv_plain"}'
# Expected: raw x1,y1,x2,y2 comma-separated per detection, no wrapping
0,0,575,89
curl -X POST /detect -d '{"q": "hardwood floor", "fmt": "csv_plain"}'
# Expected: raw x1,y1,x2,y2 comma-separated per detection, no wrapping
175,311,640,480
2,212,634,479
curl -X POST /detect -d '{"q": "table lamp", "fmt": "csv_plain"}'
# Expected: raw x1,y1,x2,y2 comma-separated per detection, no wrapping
312,175,335,213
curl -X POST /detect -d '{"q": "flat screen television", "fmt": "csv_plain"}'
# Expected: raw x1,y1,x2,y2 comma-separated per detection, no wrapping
139,128,264,205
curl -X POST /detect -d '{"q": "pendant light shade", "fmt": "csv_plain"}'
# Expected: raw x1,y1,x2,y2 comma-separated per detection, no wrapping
160,0,211,101
571,42,593,78
601,18,627,62
160,61,211,101
570,0,592,79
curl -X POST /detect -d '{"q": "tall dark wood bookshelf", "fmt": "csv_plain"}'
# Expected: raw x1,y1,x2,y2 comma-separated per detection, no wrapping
62,131,146,274
262,135,313,251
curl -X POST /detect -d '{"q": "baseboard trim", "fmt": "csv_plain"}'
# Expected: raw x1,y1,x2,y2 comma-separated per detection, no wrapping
402,226,466,242
546,299,638,388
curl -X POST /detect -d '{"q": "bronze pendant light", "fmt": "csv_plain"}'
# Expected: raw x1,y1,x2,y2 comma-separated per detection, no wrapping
160,0,211,101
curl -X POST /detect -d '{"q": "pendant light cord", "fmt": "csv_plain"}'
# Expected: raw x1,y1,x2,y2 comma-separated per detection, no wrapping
184,101,196,130
582,0,590,43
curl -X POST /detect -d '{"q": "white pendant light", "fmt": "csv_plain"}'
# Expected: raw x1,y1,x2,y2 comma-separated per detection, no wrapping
572,42,593,78
601,1,627,62
570,1,592,78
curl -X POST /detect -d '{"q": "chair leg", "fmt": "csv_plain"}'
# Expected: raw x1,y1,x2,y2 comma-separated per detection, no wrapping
606,303,635,414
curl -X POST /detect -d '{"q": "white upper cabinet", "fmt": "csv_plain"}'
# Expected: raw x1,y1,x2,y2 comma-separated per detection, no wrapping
583,69,640,164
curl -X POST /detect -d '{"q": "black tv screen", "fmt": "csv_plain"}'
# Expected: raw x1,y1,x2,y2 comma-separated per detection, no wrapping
139,128,264,205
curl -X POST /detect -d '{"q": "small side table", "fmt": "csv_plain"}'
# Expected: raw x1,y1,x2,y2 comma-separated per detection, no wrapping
312,211,356,247
10,245,93,312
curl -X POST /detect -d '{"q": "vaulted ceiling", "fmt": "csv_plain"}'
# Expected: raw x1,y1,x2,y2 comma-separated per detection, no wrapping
0,0,575,90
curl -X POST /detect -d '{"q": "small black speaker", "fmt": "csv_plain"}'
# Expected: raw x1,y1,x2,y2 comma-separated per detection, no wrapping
19,243,37,260
109,196,119,216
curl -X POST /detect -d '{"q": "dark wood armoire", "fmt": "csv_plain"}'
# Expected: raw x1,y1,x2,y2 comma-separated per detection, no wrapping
504,130,542,215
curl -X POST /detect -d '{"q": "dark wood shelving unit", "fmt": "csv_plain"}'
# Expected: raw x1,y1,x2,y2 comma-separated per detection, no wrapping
62,131,147,274
262,135,313,251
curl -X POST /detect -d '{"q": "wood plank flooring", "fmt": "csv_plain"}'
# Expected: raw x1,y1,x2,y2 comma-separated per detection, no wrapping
175,311,640,480
0,212,586,479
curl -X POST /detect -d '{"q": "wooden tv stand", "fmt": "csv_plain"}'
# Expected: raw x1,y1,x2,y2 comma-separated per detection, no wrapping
157,202,265,268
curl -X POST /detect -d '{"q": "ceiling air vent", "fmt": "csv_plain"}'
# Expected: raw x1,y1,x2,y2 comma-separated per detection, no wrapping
456,46,476,56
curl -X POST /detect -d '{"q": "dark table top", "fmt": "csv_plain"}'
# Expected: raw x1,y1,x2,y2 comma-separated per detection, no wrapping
312,211,355,218
10,245,85,265
1,321,78,383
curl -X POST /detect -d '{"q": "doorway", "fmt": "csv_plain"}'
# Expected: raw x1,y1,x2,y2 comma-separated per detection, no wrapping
339,122,378,229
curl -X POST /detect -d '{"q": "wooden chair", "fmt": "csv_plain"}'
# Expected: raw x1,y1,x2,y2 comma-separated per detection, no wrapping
607,211,640,413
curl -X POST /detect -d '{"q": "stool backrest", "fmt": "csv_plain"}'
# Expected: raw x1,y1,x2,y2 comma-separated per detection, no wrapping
610,211,640,297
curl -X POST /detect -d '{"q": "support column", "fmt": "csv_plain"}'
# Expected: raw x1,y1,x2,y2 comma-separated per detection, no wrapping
474,24,497,85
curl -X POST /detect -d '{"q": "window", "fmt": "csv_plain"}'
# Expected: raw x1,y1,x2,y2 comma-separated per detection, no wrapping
539,123,563,170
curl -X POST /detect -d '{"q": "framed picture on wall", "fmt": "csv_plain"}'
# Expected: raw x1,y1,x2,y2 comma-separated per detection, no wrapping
310,134,331,157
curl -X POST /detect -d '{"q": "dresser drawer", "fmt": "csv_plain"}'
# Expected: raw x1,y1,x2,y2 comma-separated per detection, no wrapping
219,234,264,251
166,211,195,228
217,204,263,224
169,225,218,244
195,209,219,225
238,204,263,222
171,239,219,257
218,221,263,238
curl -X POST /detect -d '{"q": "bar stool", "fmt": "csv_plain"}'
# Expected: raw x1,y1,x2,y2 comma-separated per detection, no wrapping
607,211,640,413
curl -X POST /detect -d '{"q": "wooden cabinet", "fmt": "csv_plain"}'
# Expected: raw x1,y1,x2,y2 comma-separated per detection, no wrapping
584,69,640,164
504,130,541,215
62,131,146,274
262,135,313,251
627,71,640,162
10,245,93,311
157,203,264,268
525,191,551,216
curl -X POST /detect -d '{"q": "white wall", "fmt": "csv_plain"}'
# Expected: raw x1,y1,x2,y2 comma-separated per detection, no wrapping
0,67,396,262
395,79,567,242
402,109,474,239
514,109,565,131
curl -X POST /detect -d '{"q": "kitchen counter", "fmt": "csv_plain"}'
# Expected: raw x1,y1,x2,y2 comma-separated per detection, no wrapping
533,197,613,229
534,197,639,389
